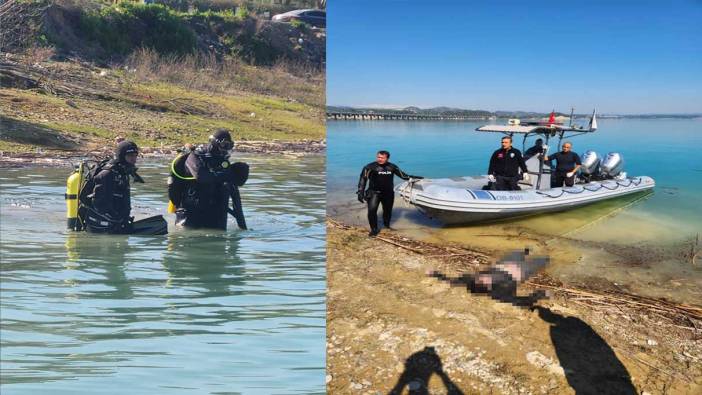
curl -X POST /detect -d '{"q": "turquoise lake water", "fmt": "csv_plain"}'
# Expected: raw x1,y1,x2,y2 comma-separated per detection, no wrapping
327,118,702,303
0,154,326,394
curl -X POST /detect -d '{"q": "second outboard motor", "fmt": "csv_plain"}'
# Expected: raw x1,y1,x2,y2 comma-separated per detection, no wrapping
580,150,601,176
601,152,624,178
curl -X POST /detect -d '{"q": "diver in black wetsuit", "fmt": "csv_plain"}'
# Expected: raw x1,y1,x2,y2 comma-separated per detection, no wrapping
170,129,249,230
357,150,422,237
84,141,141,234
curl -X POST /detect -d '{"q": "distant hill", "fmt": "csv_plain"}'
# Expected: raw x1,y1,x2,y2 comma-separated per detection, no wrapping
327,106,701,120
326,106,493,117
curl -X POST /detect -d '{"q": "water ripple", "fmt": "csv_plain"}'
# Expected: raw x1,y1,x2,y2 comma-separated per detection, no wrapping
0,154,326,394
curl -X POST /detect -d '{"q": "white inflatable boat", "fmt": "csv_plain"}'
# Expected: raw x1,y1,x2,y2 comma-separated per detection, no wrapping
398,174,654,224
397,111,656,224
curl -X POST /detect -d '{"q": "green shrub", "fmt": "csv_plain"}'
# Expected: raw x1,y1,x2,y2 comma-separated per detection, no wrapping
290,19,308,31
78,2,196,57
234,4,249,20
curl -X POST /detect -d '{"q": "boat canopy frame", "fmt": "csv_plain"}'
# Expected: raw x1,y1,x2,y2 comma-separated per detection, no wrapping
475,110,598,189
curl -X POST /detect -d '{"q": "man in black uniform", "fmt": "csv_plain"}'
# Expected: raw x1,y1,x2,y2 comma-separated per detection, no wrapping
487,136,529,191
84,141,141,233
170,129,249,230
545,141,581,187
524,138,544,160
357,150,422,237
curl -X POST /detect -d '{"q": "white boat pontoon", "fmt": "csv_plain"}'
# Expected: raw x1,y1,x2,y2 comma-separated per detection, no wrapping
397,110,655,224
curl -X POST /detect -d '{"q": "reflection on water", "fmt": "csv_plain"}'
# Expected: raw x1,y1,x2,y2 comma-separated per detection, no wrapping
0,154,326,394
328,119,702,304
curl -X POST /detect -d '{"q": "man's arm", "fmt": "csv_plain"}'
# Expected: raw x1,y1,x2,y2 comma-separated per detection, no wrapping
516,150,528,173
391,163,420,180
571,153,582,174
545,152,557,167
357,165,370,194
488,151,497,175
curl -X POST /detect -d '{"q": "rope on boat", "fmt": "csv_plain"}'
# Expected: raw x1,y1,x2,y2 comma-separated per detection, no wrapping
537,177,643,198
396,178,419,206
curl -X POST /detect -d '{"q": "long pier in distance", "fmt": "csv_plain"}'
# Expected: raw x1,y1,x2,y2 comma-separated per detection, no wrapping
326,112,492,121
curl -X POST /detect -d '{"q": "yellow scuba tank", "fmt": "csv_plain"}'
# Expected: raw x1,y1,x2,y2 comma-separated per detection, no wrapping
167,154,181,214
65,162,84,230
167,152,196,213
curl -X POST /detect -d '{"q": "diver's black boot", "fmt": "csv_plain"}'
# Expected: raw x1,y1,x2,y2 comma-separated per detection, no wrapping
383,222,393,230
369,228,379,237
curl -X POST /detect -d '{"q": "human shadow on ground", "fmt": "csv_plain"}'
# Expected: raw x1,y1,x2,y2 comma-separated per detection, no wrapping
536,306,636,395
388,346,464,395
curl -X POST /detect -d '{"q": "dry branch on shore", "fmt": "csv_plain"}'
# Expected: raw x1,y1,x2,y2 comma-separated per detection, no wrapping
327,218,702,336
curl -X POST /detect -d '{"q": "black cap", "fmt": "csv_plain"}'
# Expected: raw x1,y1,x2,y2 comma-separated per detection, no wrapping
115,140,139,162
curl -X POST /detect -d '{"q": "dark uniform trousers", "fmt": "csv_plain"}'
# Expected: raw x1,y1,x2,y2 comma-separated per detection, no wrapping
551,171,576,188
494,175,521,191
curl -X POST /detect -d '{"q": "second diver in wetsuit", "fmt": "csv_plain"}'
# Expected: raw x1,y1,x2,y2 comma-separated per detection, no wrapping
357,150,422,237
168,129,249,230
82,140,142,234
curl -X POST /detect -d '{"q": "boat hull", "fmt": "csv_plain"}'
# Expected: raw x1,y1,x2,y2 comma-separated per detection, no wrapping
397,176,655,225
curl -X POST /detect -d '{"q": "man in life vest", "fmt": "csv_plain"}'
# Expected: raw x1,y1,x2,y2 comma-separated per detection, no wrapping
83,141,142,233
168,129,249,230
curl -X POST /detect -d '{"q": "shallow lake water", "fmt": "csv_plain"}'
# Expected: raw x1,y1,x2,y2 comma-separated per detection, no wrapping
328,118,702,304
0,154,326,394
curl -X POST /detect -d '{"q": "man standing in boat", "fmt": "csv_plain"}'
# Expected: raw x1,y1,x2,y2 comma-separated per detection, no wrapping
357,150,422,237
524,138,545,160
487,136,529,191
544,141,582,188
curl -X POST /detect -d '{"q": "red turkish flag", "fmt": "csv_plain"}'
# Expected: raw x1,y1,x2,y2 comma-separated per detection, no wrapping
548,111,556,124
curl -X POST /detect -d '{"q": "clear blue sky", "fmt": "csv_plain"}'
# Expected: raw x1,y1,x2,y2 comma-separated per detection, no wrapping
327,0,702,114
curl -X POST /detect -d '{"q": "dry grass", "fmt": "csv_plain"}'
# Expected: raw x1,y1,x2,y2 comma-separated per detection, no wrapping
125,48,324,108
21,46,57,65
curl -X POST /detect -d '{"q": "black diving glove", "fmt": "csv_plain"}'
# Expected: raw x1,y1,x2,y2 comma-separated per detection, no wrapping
130,168,145,183
357,191,365,203
228,162,249,186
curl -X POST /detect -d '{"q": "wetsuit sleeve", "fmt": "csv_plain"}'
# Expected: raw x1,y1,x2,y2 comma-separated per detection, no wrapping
488,151,498,175
92,170,116,217
516,150,528,173
574,153,582,165
391,164,412,180
185,154,228,184
357,165,370,194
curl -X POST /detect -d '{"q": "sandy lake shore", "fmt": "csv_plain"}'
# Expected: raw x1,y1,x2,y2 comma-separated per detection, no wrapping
326,219,702,394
